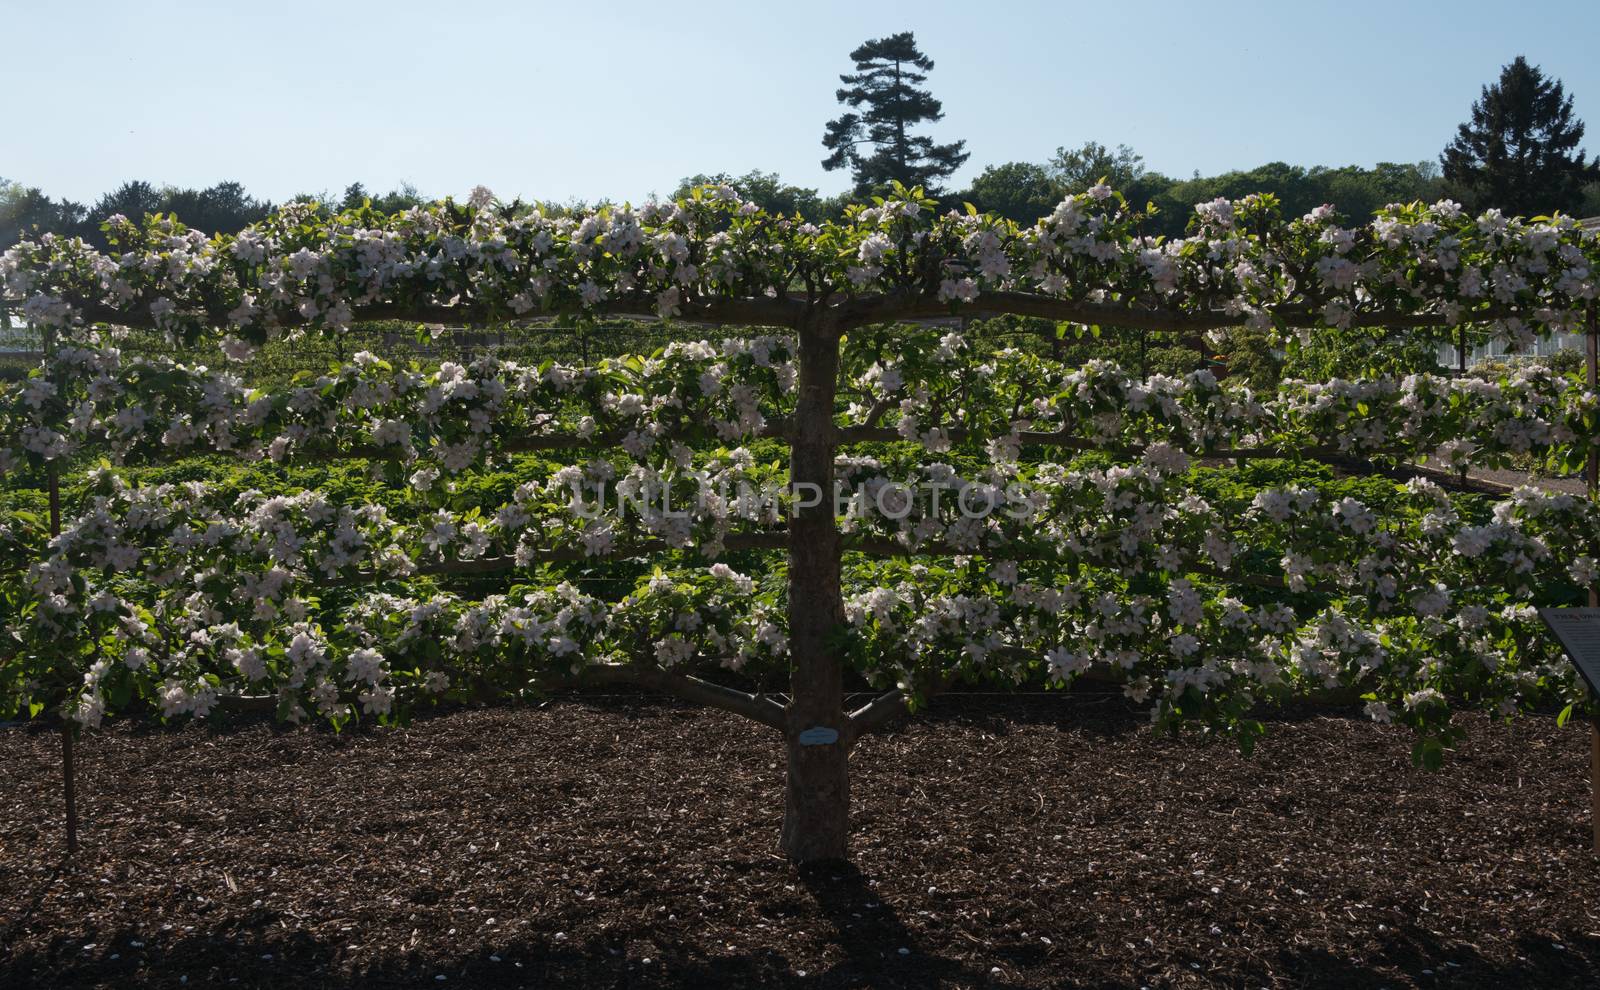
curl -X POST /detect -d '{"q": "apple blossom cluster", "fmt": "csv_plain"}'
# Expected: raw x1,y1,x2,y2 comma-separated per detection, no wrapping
840,327,1596,471
0,335,796,477
831,466,1586,748
3,332,1596,482
2,184,1598,763
829,452,1597,611
3,466,796,727
5,439,1593,748
2,184,1596,346
837,557,1566,751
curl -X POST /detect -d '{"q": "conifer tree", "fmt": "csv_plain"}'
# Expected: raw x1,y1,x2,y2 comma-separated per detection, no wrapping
1441,56,1599,216
822,32,969,194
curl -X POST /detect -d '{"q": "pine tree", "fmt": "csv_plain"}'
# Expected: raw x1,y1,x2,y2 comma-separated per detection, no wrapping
1441,56,1599,216
821,32,969,195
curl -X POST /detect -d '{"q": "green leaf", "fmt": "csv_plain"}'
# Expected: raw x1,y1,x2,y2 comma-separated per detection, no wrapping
105,678,131,710
1412,737,1445,771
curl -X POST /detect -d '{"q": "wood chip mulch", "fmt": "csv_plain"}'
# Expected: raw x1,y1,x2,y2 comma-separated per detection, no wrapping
2,695,1599,989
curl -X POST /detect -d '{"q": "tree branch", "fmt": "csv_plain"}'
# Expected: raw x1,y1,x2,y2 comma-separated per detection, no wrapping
541,662,786,730
215,662,789,728
837,426,1524,496
385,532,794,582
860,394,898,429
835,423,1409,464
844,670,960,746
72,290,1515,338
838,425,1523,498
833,289,1515,334
838,535,1288,589
75,295,810,334
288,421,791,465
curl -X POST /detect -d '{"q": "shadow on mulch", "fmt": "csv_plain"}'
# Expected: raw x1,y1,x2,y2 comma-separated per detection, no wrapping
4,875,1596,990
1,863,999,989
4,695,1600,989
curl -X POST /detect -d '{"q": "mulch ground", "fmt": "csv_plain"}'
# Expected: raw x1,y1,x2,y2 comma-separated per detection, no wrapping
2,694,1599,989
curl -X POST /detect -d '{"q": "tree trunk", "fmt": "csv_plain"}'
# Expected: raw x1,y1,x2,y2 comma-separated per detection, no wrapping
781,317,849,862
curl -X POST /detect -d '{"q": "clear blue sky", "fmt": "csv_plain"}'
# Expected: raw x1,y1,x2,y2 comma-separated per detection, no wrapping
4,0,1598,205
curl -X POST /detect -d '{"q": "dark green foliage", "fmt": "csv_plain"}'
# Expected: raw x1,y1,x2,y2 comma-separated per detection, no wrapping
339,182,430,214
962,162,1060,224
1283,329,1445,382
821,31,969,194
670,171,845,221
965,315,1208,379
0,179,87,249
87,180,272,243
145,181,272,238
1213,326,1284,392
1050,142,1153,195
1149,161,1444,235
1441,56,1600,216
87,180,164,227
957,147,1446,237
0,179,436,249
0,178,274,249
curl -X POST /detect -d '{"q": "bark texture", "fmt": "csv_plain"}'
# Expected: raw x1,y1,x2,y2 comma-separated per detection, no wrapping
780,316,850,862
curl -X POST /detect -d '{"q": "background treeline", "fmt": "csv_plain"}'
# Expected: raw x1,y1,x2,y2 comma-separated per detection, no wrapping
0,178,437,250
679,150,1483,236
957,144,1474,234
0,149,1506,250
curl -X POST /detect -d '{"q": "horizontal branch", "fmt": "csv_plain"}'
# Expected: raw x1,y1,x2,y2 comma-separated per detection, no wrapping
77,295,809,333
839,290,1235,332
836,425,1531,499
214,662,787,728
835,423,1403,464
13,519,1467,592
844,669,961,745
288,420,791,465
427,529,1378,579
841,534,1297,591
2,534,1289,591
398,532,794,580
537,662,786,730
69,290,1519,338
1321,454,1518,497
844,690,916,744
835,289,1517,334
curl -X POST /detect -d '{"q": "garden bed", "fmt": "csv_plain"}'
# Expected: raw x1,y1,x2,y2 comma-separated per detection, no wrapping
2,695,1598,989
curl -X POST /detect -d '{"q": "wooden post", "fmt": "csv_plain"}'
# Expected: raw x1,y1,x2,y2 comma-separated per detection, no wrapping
1588,305,1598,852
41,323,78,858
1459,325,1470,488
52,469,76,858
1588,303,1598,603
1592,720,1600,854
62,721,77,856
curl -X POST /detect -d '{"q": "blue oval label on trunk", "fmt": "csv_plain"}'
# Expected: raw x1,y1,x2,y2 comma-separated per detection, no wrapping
797,726,839,746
